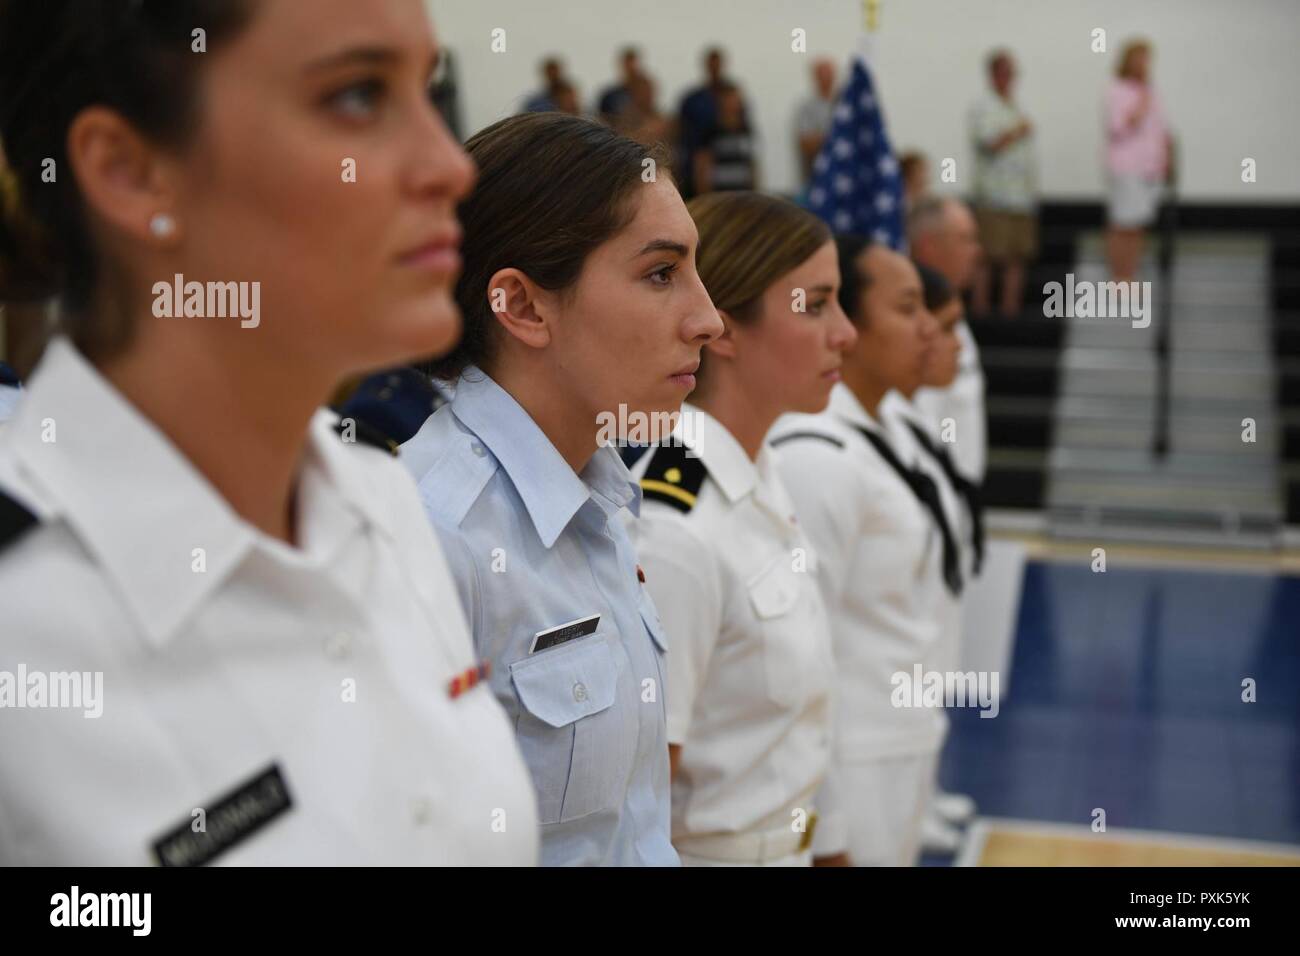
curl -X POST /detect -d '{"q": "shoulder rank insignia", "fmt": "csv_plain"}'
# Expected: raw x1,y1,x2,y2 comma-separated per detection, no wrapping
639,443,707,514
333,415,400,457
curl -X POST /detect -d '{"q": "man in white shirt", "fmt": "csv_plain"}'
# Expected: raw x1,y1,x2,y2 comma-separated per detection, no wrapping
968,49,1039,319
795,59,837,190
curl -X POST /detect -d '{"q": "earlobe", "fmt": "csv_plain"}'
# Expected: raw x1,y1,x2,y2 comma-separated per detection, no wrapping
67,106,180,246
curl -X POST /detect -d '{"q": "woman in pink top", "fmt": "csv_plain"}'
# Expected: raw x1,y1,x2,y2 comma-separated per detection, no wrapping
1104,39,1171,282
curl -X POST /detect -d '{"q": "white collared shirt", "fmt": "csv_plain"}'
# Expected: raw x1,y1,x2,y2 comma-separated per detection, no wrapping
0,339,538,865
770,385,949,761
913,321,986,481
624,404,833,846
880,390,969,678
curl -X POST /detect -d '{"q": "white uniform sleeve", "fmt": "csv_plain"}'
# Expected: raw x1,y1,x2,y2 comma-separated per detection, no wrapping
631,512,724,745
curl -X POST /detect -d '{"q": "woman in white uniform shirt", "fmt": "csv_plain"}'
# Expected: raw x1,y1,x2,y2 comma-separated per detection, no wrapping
770,236,953,866
0,0,536,865
626,192,857,866
401,113,722,865
879,263,982,851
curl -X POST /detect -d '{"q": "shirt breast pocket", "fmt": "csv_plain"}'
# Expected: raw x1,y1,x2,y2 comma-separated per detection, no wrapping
509,634,629,825
747,555,809,710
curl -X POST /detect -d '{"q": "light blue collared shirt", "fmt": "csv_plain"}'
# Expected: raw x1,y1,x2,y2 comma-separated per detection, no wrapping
401,368,678,866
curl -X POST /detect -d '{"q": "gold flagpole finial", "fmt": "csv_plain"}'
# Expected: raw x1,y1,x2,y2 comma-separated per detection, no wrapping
863,0,881,32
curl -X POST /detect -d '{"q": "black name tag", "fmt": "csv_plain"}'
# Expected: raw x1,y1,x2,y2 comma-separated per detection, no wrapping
530,614,600,654
152,763,293,867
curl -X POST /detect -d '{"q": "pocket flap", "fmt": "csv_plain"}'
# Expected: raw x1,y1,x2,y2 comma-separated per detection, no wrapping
748,560,799,619
510,636,618,728
637,590,669,654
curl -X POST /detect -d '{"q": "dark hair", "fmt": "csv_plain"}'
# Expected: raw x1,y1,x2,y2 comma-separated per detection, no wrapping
986,48,1013,74
915,262,954,312
430,112,670,380
835,233,878,324
0,0,257,358
899,151,927,180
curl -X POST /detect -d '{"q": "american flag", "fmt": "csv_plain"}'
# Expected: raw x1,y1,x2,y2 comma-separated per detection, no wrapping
806,52,905,250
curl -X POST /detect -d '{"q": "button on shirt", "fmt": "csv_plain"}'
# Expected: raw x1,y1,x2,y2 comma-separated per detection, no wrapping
0,338,539,865
400,368,677,867
625,405,833,847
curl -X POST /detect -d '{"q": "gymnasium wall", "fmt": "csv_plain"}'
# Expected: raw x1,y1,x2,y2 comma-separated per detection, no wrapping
427,0,1300,202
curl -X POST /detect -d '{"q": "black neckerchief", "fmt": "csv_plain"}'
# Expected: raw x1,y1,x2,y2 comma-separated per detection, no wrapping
844,419,963,597
904,421,985,576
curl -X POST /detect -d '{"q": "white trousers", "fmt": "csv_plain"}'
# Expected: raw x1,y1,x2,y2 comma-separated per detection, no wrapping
841,752,940,866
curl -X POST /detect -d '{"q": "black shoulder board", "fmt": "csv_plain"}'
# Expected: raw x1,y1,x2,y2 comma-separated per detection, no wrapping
638,443,708,514
770,430,845,449
0,489,38,552
333,415,399,457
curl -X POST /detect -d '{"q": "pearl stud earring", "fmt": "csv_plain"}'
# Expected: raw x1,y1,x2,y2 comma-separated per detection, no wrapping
149,213,176,238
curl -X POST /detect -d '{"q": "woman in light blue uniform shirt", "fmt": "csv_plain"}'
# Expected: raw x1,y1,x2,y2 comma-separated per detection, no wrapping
402,112,722,865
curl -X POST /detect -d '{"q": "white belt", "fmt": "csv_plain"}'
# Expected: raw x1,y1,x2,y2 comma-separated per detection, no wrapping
675,813,818,864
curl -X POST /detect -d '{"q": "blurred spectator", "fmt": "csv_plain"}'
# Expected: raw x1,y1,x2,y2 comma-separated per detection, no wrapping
523,56,566,113
550,80,581,116
969,49,1037,319
678,46,736,197
597,47,642,125
693,82,757,193
899,150,930,210
795,58,837,187
617,73,675,150
1104,38,1170,283
910,197,982,293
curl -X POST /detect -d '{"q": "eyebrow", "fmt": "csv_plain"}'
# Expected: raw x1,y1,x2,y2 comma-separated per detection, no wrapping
806,284,835,294
305,45,441,77
631,239,690,259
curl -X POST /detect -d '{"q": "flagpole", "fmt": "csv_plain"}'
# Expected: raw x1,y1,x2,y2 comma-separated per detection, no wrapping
858,0,881,62
863,0,880,32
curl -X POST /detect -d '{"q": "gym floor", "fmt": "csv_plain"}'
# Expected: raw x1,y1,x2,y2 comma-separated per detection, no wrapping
934,541,1300,866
